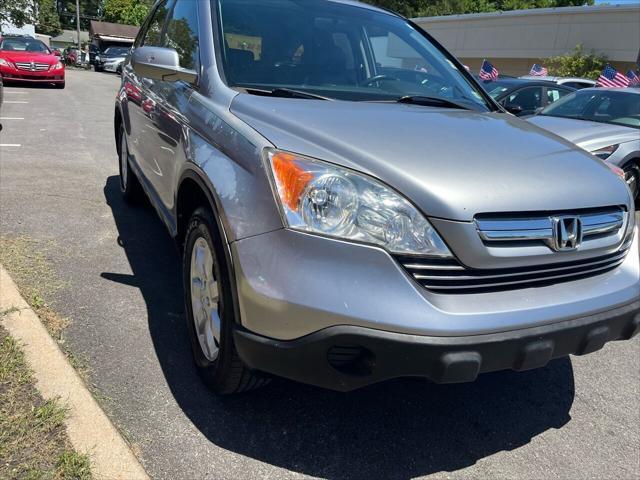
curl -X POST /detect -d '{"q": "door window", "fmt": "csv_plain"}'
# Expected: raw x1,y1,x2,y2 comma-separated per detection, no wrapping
164,0,200,70
504,87,543,114
546,87,570,105
141,0,171,47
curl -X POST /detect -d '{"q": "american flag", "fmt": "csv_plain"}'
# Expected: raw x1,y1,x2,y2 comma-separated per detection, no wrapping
529,64,548,76
596,65,630,88
627,70,640,86
479,59,499,80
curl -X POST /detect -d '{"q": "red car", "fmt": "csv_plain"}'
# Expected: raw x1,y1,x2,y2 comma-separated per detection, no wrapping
0,35,65,89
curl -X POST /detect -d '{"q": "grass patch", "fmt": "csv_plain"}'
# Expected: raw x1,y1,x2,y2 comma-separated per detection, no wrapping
55,452,92,480
0,235,104,413
0,236,69,340
0,327,92,479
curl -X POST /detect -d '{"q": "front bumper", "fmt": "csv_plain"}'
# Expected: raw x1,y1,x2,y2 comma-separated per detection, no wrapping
1,66,64,83
232,228,639,340
103,62,123,72
234,300,640,391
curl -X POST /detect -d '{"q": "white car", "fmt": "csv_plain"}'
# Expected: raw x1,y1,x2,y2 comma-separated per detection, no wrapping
519,75,596,89
528,88,640,201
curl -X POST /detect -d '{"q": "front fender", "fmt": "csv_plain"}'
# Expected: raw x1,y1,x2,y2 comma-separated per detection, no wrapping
178,128,283,244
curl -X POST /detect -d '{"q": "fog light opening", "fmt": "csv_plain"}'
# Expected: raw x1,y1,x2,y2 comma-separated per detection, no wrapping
327,345,375,377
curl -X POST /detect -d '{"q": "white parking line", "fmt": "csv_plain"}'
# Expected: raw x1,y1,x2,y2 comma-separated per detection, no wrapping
0,144,21,147
4,101,29,104
4,91,28,94
0,117,24,120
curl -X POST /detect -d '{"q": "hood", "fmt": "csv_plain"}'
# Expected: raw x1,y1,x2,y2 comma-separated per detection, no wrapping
231,95,631,221
527,115,639,153
0,50,58,65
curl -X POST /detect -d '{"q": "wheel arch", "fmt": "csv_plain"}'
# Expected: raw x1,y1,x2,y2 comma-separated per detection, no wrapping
176,167,243,325
176,169,232,250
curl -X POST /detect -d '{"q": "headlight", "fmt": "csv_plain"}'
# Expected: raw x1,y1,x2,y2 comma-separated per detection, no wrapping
265,149,453,257
0,58,13,68
53,61,64,70
592,144,619,160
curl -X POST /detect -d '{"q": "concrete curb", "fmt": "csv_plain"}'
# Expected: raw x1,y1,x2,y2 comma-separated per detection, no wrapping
0,265,150,480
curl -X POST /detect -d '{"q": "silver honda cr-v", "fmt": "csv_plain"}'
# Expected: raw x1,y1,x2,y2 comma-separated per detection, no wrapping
115,0,639,393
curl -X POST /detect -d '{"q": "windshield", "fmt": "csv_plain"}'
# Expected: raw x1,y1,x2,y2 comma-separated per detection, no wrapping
0,37,50,53
104,47,129,56
540,89,640,129
478,80,512,99
215,0,491,109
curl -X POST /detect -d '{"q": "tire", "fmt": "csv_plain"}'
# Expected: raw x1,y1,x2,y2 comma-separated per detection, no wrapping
117,124,142,203
622,161,639,205
183,207,269,394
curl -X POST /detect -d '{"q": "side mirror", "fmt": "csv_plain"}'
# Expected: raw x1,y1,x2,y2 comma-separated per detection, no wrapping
53,50,61,57
131,46,197,84
504,103,523,115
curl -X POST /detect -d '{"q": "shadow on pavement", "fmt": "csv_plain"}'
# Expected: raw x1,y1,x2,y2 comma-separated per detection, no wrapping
102,175,575,480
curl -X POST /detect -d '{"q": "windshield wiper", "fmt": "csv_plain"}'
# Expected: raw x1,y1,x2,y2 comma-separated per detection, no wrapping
246,87,331,100
396,95,472,110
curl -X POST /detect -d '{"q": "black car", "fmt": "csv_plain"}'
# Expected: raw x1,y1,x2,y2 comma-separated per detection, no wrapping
475,77,575,116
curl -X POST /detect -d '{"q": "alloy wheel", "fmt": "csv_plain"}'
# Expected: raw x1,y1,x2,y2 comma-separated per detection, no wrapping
189,237,221,361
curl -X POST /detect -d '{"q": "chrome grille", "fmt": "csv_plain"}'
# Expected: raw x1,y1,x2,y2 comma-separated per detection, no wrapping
397,247,630,294
15,62,50,71
475,207,626,249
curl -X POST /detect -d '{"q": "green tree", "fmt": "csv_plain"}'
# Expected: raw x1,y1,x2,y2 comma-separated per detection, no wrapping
120,2,149,25
545,44,607,80
36,0,63,37
0,0,35,30
57,0,102,30
103,0,149,26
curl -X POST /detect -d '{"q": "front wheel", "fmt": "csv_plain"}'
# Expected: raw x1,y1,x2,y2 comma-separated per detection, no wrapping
183,207,268,394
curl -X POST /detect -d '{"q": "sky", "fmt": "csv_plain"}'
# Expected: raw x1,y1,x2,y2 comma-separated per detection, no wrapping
594,0,640,4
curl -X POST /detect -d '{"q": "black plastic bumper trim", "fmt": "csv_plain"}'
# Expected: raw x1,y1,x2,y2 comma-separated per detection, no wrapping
233,300,640,391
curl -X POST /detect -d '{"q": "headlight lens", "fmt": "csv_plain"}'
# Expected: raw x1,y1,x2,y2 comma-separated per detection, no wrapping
0,58,13,68
592,144,619,160
53,61,64,70
266,150,453,257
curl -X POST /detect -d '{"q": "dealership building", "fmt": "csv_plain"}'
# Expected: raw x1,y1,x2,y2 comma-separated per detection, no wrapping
414,4,640,76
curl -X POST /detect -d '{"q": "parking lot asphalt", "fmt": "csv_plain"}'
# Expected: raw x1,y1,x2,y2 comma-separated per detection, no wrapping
1,69,639,480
